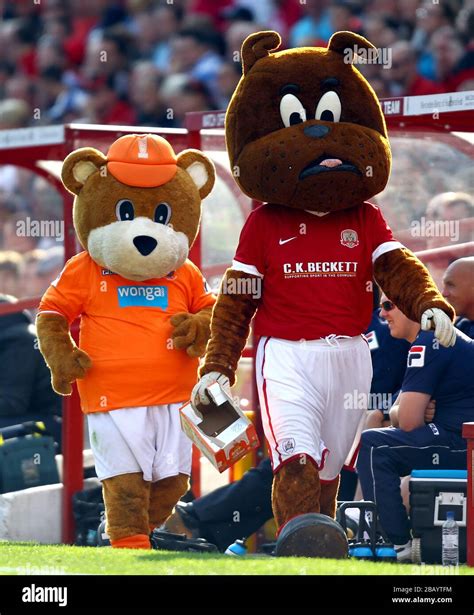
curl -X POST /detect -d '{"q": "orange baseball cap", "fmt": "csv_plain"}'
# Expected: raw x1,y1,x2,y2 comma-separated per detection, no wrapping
107,134,178,187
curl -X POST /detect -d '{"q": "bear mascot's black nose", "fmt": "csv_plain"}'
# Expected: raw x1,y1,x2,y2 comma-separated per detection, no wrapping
133,235,157,256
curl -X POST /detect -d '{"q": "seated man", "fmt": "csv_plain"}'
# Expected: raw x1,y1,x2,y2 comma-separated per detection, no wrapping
169,457,273,552
356,294,474,562
0,294,62,449
339,289,410,499
363,299,410,429
442,257,474,339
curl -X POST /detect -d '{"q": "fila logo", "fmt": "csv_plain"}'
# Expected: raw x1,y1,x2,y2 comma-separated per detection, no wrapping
407,345,426,367
137,136,149,159
365,330,379,351
340,229,359,248
279,237,297,245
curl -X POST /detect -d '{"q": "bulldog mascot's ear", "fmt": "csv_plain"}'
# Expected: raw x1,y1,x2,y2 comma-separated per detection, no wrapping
241,30,377,76
241,30,282,74
327,30,376,57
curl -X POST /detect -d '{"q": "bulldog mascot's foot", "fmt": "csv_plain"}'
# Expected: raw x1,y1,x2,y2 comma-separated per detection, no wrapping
275,513,348,559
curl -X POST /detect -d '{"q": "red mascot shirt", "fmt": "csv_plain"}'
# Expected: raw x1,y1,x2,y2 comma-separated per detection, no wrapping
38,252,215,413
233,202,402,340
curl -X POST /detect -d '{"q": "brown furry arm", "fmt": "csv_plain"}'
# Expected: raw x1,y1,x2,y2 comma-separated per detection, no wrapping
171,306,212,358
36,313,92,395
199,269,260,385
374,248,455,321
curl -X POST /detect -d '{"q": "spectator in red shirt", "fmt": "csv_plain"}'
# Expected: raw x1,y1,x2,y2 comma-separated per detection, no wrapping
85,74,136,125
430,26,466,92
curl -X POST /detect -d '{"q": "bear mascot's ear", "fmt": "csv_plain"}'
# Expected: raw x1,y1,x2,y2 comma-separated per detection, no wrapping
328,31,377,61
61,148,107,195
241,30,282,75
177,150,216,200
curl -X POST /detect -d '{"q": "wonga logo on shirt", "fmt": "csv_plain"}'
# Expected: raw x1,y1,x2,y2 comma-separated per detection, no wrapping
117,285,168,310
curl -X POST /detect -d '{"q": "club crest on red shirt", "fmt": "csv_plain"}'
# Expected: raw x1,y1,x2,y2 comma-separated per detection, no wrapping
340,229,359,248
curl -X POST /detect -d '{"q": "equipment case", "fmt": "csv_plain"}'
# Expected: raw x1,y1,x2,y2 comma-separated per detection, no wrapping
409,469,466,564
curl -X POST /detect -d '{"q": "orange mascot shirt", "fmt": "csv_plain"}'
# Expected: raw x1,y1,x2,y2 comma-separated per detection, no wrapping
38,252,215,413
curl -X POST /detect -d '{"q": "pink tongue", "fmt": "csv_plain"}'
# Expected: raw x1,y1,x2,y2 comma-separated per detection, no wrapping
319,158,342,168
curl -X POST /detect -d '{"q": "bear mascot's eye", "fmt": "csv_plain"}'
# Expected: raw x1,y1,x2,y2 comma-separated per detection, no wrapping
116,199,135,221
280,94,307,127
154,202,171,225
315,91,341,122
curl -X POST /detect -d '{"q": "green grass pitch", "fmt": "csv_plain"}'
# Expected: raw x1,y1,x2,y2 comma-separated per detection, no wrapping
1,542,473,575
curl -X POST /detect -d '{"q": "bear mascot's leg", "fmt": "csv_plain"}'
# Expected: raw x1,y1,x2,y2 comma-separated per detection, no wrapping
102,473,151,549
148,473,190,531
272,457,321,527
320,476,340,518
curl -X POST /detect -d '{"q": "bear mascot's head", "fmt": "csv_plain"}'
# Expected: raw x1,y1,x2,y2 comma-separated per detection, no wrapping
62,134,215,281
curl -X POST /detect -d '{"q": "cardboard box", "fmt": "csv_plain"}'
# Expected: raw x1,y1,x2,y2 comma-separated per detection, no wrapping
180,382,259,473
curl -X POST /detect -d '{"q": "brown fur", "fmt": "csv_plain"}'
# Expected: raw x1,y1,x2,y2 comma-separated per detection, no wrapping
39,137,216,549
272,458,321,528
227,31,390,212
320,476,340,519
61,147,214,251
171,306,212,357
200,269,259,384
102,473,151,543
202,30,456,541
375,248,455,321
148,473,190,528
36,313,91,395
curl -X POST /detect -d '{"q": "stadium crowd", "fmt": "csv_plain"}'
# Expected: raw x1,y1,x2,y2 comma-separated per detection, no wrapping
0,0,473,131
0,0,472,303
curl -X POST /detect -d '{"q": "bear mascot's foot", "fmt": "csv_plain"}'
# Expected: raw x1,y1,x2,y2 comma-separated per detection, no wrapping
275,513,348,559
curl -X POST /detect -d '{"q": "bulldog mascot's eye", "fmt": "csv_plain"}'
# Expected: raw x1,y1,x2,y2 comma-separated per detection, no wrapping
315,91,341,122
280,93,307,127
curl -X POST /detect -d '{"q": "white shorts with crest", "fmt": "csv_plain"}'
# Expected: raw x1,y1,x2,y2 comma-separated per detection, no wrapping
256,335,373,481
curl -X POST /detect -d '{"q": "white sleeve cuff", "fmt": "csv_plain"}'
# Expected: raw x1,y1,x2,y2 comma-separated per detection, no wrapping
372,241,404,264
231,259,264,278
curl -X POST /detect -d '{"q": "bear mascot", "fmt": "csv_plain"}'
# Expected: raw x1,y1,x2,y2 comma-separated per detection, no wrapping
37,133,216,549
192,31,456,557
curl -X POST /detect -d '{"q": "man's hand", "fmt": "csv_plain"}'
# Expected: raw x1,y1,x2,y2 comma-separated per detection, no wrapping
191,372,231,410
424,399,436,423
421,308,456,347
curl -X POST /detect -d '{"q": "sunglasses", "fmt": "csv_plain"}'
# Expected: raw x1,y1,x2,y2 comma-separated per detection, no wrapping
380,300,395,311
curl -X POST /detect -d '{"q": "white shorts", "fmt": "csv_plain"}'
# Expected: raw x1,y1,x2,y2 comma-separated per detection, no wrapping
256,335,373,481
87,404,192,482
